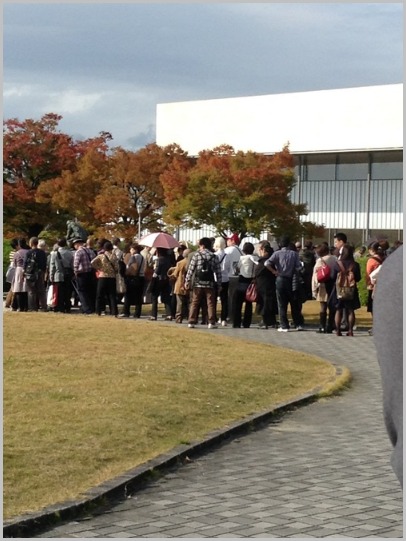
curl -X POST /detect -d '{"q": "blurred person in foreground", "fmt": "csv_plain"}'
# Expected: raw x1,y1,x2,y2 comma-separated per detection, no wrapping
373,245,403,488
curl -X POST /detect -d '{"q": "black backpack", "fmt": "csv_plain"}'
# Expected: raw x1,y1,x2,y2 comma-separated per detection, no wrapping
198,256,214,282
24,251,38,282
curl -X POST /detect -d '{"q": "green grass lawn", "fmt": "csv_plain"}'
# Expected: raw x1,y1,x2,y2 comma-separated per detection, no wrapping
3,309,349,520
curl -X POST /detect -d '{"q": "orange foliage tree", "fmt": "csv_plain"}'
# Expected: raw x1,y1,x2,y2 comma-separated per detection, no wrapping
92,143,190,239
37,142,190,240
160,144,323,240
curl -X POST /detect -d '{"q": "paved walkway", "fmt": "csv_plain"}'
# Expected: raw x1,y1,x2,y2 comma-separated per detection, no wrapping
35,324,402,538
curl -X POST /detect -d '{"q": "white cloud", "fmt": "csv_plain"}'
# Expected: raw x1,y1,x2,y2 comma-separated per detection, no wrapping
3,84,34,98
44,90,103,115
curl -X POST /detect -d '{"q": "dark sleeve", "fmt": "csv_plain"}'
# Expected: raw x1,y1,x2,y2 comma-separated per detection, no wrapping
39,250,48,271
373,246,403,487
212,254,222,283
354,262,361,282
23,250,31,270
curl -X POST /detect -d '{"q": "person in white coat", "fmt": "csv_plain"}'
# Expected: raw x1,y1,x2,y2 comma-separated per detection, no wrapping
213,237,231,326
224,233,243,323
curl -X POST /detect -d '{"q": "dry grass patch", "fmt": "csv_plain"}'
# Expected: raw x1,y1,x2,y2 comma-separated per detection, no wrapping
5,311,336,519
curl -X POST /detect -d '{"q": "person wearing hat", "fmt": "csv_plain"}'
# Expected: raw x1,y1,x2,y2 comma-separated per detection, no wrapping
72,237,96,314
224,233,243,323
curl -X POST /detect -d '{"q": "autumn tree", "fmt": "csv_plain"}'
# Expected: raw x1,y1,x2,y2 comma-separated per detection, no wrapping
36,142,190,240
161,144,322,240
3,113,112,237
36,145,110,234
89,143,190,238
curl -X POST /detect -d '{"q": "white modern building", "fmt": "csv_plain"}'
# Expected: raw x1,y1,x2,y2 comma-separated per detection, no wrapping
156,84,403,245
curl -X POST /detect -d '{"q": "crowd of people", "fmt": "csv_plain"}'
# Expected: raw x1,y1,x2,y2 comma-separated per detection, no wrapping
5,231,402,336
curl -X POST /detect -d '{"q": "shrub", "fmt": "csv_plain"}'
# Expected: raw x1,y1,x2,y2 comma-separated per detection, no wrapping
357,256,368,306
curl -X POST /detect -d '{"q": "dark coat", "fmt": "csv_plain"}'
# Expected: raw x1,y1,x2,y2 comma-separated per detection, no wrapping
254,256,278,323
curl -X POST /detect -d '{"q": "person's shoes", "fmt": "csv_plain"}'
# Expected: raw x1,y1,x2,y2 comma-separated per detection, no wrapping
165,316,172,321
208,323,218,329
118,314,129,318
221,320,227,327
148,317,157,321
346,330,354,336
296,325,304,331
336,330,342,336
188,323,195,329
278,327,289,332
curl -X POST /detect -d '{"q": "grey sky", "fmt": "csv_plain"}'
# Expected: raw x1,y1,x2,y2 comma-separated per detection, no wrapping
3,3,403,150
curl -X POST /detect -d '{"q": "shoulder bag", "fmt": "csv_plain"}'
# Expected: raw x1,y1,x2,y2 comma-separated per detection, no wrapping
105,254,126,295
245,261,258,303
336,261,355,300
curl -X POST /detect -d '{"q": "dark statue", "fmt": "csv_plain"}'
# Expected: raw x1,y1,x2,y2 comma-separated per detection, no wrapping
66,218,89,242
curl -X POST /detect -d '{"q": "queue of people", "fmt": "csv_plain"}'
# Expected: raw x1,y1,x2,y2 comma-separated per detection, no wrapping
5,232,401,336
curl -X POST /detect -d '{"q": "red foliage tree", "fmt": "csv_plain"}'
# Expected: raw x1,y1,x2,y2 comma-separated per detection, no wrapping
3,113,111,237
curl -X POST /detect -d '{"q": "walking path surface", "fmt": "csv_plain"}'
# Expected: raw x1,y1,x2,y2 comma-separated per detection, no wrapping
31,324,402,538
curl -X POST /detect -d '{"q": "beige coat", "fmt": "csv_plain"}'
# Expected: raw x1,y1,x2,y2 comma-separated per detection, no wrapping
167,258,189,295
312,254,337,302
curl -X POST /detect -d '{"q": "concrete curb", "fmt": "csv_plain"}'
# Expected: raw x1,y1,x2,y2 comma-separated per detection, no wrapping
3,364,351,538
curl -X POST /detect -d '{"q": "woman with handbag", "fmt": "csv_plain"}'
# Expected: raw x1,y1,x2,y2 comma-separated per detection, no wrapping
312,243,338,333
231,242,258,329
332,244,361,336
91,241,119,317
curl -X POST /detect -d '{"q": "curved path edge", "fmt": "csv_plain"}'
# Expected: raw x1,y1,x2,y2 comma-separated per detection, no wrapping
3,364,351,538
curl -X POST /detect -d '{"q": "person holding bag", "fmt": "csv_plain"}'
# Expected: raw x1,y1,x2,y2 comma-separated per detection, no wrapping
231,242,258,329
312,242,338,333
331,244,361,336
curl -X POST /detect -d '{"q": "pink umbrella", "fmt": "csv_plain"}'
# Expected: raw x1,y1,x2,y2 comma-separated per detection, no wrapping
139,232,180,249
